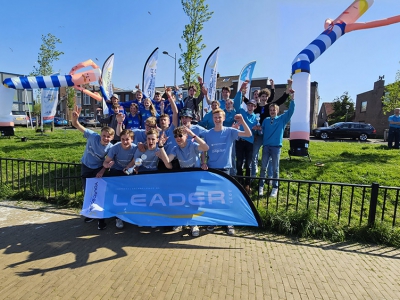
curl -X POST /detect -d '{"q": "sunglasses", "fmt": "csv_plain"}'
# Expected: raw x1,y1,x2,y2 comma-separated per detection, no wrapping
174,134,184,138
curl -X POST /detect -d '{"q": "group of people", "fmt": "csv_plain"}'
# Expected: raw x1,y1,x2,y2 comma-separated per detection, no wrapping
74,78,295,237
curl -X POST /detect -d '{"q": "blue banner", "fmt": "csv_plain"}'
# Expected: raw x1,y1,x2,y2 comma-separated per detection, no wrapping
81,169,262,227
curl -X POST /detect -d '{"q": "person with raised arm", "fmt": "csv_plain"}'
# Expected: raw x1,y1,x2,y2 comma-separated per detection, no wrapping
71,105,115,230
201,108,252,236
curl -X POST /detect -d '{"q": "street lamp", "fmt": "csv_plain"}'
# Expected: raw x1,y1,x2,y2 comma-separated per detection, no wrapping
162,51,176,87
345,105,350,122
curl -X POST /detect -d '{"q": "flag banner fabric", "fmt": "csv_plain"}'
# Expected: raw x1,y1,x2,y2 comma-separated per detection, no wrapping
202,47,219,116
100,53,114,115
41,87,59,121
238,61,256,111
0,84,15,125
142,48,159,100
81,169,262,227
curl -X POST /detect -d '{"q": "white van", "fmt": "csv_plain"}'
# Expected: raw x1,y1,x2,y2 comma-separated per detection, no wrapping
11,111,29,126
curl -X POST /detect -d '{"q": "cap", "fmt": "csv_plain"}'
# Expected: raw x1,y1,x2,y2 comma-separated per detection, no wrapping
111,94,119,100
247,99,257,106
180,108,194,118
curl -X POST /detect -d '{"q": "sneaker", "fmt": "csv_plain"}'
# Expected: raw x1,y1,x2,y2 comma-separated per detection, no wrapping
270,188,278,197
116,218,124,229
98,219,107,230
191,226,200,237
258,187,264,196
207,226,215,232
172,226,182,231
84,217,94,223
226,225,235,235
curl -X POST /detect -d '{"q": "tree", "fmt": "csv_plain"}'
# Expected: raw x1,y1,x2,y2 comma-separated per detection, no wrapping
329,92,355,124
66,87,76,125
30,33,64,130
30,33,64,77
179,0,213,89
381,68,400,114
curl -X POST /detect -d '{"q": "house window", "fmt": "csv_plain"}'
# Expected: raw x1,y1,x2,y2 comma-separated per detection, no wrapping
360,101,367,112
85,109,90,116
223,78,230,82
125,94,130,102
83,94,91,105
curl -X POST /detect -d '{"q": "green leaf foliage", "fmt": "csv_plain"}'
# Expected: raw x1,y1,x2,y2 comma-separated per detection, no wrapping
179,0,213,88
30,33,64,76
381,67,400,113
329,91,355,123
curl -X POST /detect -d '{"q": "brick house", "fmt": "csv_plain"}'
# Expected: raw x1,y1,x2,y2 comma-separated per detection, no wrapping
354,78,391,137
317,102,335,127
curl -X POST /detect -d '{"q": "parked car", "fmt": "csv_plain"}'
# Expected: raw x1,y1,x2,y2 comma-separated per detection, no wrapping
11,111,29,126
313,122,376,141
53,117,68,126
79,116,100,127
31,117,68,126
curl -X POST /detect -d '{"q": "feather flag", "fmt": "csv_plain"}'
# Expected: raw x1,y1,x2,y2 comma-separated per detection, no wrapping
202,47,219,116
238,61,256,111
142,48,159,100
100,53,115,115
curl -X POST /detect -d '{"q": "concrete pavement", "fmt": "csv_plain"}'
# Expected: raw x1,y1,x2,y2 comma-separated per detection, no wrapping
1,200,400,300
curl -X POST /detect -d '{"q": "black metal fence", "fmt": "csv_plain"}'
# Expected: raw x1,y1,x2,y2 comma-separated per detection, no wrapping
0,158,82,200
1,158,399,228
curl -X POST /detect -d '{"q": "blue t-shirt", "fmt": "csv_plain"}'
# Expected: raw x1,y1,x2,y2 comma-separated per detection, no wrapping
152,100,163,115
81,129,113,169
223,109,236,127
170,140,201,168
106,142,138,171
132,129,147,144
190,124,207,138
140,110,159,128
198,111,215,129
262,101,295,147
134,147,159,172
389,114,400,129
132,99,145,112
124,114,141,129
238,109,258,143
203,127,239,169
164,100,183,124
161,125,177,154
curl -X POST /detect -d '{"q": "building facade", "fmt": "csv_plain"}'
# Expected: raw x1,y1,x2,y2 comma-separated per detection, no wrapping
354,78,388,137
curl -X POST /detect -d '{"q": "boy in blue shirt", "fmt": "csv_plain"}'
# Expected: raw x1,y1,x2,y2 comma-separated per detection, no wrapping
103,129,138,229
157,125,209,237
257,90,295,197
71,105,115,230
201,108,252,235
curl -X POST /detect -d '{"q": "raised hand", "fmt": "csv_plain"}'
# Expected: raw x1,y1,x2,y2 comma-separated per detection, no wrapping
240,80,249,93
116,113,125,123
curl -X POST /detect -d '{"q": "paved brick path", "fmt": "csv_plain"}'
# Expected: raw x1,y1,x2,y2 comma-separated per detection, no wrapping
1,200,400,300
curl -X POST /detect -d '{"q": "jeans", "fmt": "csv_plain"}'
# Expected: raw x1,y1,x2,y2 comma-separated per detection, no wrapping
81,164,104,192
251,134,273,178
388,127,400,149
259,146,281,189
235,139,253,186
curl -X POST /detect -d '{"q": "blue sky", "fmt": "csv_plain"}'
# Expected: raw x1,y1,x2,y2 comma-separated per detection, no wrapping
2,0,400,108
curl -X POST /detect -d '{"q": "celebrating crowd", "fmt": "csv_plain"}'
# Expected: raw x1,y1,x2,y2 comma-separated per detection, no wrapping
73,77,295,236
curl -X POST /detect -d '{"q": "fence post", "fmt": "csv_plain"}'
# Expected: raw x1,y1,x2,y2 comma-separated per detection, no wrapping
368,182,379,228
